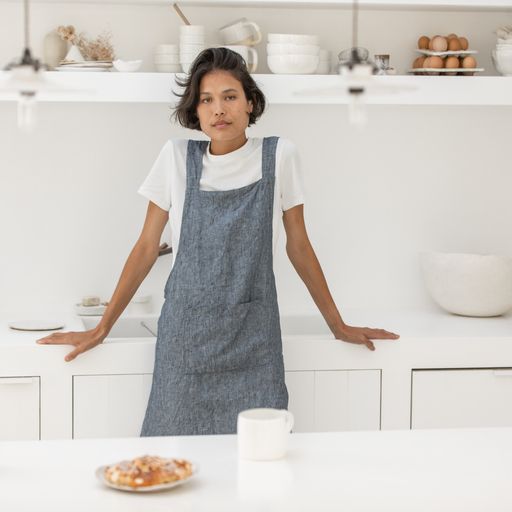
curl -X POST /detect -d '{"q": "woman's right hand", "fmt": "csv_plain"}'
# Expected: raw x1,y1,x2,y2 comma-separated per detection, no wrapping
36,329,106,362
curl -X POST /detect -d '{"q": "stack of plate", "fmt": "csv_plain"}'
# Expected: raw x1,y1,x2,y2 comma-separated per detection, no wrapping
54,60,113,72
154,44,181,73
267,33,320,74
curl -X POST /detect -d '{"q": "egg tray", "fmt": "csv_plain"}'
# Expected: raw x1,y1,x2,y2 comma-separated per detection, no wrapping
408,68,484,75
415,49,478,57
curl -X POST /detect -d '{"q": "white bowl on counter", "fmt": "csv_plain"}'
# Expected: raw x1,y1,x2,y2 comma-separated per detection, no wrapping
420,251,512,317
267,54,319,74
268,33,319,46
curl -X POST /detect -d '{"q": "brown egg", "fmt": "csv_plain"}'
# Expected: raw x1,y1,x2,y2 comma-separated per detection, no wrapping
418,36,430,49
445,56,460,68
413,56,426,68
429,56,444,68
431,36,448,52
462,55,477,68
448,38,462,51
459,37,469,50
423,57,431,68
447,33,458,39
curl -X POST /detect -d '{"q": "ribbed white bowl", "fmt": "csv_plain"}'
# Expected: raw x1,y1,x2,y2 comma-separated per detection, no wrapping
268,33,319,45
267,54,319,74
267,43,319,56
420,252,512,317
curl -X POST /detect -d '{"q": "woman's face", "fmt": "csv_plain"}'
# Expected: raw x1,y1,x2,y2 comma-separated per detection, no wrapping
196,70,253,142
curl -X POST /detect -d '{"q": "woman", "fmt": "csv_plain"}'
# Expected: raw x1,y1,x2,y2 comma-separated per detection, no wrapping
36,48,399,436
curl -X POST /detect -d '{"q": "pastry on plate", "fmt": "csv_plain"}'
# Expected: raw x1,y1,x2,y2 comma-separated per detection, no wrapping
103,454,193,488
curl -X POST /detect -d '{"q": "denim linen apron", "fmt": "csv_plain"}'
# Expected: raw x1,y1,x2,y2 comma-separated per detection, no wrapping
140,136,289,436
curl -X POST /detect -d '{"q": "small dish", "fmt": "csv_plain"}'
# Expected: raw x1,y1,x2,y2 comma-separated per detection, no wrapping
95,462,199,492
8,320,65,331
113,59,142,72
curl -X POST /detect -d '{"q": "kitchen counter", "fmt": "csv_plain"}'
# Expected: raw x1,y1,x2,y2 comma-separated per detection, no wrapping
2,308,512,437
1,427,510,512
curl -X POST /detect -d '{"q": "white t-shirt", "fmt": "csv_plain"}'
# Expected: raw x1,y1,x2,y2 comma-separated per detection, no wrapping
138,137,305,269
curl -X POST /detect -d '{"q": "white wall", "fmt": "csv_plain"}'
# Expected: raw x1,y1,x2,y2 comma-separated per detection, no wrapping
1,2,512,324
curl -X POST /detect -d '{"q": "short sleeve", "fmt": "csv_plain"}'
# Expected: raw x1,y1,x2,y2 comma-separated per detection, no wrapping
279,139,305,211
137,140,173,211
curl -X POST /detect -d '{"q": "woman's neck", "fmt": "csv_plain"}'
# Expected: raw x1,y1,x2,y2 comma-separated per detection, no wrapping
209,134,248,155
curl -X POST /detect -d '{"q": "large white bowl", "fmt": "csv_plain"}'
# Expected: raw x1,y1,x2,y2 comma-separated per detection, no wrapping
266,43,319,56
268,33,319,45
267,54,319,74
420,252,512,317
112,59,142,72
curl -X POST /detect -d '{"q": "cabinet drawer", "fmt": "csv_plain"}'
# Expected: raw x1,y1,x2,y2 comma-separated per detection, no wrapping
286,370,381,432
0,376,40,440
73,374,153,439
412,368,512,429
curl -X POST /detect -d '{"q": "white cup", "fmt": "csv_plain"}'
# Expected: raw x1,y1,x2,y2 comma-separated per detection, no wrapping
222,45,258,72
237,408,294,461
219,17,262,46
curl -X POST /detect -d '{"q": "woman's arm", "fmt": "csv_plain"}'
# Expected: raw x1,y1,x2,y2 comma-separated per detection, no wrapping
36,201,170,361
282,204,399,351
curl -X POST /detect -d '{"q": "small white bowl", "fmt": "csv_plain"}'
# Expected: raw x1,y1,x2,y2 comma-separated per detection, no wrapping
420,251,512,317
268,33,319,45
492,49,512,75
266,43,319,56
267,54,319,74
112,59,142,72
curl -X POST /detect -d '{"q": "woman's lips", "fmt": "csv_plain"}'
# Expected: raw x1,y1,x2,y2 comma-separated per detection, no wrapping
214,122,230,129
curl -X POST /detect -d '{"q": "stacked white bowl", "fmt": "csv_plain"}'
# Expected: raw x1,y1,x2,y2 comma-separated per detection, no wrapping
316,49,331,74
180,25,206,74
154,44,181,73
492,41,512,76
267,33,320,74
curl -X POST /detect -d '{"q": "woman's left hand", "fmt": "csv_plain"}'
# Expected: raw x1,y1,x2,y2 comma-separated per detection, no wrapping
333,324,399,351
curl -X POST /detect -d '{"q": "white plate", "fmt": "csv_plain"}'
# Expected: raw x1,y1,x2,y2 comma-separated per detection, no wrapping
95,462,199,493
409,67,484,74
8,320,65,331
416,49,478,57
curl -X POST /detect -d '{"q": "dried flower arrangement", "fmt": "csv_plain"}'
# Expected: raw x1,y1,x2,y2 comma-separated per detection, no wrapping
57,25,116,61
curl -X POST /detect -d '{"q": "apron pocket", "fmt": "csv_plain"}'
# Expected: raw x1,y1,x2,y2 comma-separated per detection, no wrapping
180,301,270,373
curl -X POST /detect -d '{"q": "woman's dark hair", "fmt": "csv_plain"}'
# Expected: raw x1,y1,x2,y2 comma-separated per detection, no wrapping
171,47,266,131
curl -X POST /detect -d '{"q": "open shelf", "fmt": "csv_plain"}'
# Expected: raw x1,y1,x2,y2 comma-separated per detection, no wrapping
4,0,512,10
1,72,512,105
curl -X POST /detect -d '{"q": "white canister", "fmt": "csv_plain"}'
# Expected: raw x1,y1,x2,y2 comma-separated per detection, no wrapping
43,30,68,69
237,408,294,461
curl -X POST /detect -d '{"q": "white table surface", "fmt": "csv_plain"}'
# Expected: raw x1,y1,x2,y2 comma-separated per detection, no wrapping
1,428,511,512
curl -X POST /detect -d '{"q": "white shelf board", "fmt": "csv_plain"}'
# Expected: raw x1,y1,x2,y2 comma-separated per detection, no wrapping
1,72,512,105
2,0,512,9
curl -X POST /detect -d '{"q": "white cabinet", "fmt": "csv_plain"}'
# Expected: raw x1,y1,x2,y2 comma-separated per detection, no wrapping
0,377,40,441
412,369,512,429
73,374,153,439
286,370,381,432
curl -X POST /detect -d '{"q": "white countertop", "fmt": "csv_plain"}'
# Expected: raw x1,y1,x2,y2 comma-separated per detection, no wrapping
2,308,512,347
1,428,510,512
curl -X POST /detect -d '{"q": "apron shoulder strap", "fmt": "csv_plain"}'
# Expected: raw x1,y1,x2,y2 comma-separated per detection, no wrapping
262,136,279,181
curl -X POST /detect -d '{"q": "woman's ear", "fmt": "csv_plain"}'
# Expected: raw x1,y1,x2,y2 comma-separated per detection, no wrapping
247,100,253,115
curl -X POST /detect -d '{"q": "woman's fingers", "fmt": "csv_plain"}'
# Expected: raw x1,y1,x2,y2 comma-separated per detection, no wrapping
363,328,399,340
64,346,83,362
364,336,375,351
36,331,76,345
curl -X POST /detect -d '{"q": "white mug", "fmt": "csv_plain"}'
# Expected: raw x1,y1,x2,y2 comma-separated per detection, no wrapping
222,45,258,73
237,408,294,461
218,18,262,46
